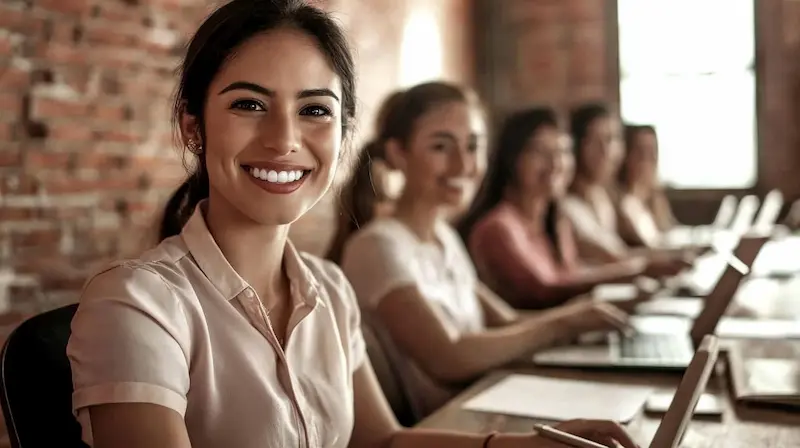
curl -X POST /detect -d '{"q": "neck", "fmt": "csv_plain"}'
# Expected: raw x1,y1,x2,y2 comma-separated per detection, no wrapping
571,175,599,196
205,194,290,308
506,189,548,231
393,190,442,241
628,180,651,199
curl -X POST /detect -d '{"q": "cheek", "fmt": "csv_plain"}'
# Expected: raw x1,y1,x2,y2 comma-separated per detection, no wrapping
204,114,259,161
306,124,341,172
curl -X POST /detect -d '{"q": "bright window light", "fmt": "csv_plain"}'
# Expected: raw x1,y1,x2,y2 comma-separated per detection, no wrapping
399,8,443,87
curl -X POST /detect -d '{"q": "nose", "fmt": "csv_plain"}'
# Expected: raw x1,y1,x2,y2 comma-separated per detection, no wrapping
451,148,476,177
259,107,299,156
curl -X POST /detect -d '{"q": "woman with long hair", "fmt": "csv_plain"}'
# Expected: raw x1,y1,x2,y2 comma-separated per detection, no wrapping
340,83,635,421
459,108,660,310
617,124,678,248
66,1,638,447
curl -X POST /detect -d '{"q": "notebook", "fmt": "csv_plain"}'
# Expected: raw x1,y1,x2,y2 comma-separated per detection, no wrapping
729,345,800,407
461,374,653,423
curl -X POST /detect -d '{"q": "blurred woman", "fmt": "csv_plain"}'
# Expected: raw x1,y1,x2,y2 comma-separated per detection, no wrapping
460,108,656,310
562,104,690,276
617,124,678,248
340,83,632,419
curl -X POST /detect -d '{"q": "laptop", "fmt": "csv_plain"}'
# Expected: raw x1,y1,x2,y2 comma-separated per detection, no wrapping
648,335,720,448
533,236,767,370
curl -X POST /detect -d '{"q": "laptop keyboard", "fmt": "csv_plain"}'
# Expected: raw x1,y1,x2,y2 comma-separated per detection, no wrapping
620,333,691,361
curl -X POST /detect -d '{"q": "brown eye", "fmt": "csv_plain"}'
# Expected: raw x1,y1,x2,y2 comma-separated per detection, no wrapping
231,99,265,112
300,105,332,117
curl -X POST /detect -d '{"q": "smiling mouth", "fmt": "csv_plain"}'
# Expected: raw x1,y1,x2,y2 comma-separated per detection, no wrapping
242,166,311,184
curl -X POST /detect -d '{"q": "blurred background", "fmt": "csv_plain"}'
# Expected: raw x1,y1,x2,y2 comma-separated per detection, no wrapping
0,0,797,348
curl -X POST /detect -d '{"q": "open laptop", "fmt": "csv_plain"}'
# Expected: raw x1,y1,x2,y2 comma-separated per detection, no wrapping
648,335,720,448
533,236,767,370
727,340,800,408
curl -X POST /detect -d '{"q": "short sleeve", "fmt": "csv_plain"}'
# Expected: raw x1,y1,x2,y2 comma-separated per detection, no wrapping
67,264,191,442
340,230,417,308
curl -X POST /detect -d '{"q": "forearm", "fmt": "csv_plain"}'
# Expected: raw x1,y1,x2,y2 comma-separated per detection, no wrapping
440,314,562,381
388,429,534,448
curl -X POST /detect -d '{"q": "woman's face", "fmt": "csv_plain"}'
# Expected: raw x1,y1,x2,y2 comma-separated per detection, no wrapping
391,101,486,209
579,116,623,184
626,130,659,188
191,27,344,225
514,125,571,199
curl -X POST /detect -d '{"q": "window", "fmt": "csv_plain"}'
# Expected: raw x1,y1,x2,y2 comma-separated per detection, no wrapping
399,7,443,87
618,0,757,189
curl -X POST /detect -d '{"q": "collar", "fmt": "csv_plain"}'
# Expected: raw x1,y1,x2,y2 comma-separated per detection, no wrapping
181,200,322,307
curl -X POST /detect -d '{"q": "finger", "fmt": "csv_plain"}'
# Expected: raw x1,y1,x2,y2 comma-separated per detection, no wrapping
593,421,639,448
595,304,633,332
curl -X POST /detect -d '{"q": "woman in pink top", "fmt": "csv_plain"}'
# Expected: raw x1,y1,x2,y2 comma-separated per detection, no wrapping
65,1,639,447
460,108,655,310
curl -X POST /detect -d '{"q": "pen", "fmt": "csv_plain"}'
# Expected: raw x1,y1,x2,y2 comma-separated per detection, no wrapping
532,424,608,448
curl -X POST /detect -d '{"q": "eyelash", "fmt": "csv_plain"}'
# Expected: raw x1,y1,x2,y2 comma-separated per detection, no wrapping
229,100,333,118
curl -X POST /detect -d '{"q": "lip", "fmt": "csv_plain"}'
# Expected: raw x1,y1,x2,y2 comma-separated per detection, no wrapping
241,161,313,171
241,165,311,195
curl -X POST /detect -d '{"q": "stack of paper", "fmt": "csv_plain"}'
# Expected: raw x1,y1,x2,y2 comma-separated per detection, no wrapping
462,374,653,423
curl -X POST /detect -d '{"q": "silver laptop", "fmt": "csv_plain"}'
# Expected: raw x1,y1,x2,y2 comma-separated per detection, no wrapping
533,236,767,370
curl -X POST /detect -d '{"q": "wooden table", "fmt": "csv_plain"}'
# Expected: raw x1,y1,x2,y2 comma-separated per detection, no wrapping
417,340,800,447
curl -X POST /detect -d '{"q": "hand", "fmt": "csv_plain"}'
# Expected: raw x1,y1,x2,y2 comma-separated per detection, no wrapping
488,419,639,448
644,253,691,278
553,300,632,341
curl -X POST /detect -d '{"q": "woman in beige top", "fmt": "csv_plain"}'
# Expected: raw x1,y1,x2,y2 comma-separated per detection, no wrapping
563,104,690,273
339,83,637,424
617,124,678,248
66,1,638,447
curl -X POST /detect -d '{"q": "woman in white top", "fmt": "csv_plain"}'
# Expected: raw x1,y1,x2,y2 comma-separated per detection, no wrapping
617,124,678,248
66,1,638,447
339,83,637,426
562,104,689,273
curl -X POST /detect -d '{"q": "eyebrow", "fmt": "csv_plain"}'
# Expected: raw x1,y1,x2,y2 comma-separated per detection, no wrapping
218,82,340,102
429,131,458,142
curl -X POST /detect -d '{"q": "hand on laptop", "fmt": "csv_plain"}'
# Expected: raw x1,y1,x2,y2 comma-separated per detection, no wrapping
644,252,692,278
554,299,633,341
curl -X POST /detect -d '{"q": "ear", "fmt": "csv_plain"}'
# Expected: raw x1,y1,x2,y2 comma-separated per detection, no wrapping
178,101,202,146
384,138,407,172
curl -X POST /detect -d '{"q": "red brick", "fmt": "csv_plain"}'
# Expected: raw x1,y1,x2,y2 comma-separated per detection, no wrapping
0,6,28,32
91,104,131,122
85,24,141,47
0,207,35,221
0,65,31,90
30,97,91,120
0,33,16,57
93,129,143,143
0,122,12,141
0,93,22,115
34,42,88,65
0,147,21,167
41,176,140,194
26,151,73,169
35,0,92,16
47,122,94,141
11,229,61,249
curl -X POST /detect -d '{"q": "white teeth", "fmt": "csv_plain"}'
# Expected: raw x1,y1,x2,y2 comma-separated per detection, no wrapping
248,167,305,184
445,178,472,188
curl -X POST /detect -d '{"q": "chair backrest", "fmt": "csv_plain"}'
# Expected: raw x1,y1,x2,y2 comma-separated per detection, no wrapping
0,304,87,448
360,321,416,427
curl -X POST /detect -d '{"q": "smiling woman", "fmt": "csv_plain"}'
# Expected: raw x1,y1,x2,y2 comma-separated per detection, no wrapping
64,1,640,448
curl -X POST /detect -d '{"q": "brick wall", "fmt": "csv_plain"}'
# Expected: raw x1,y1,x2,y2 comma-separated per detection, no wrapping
0,0,474,323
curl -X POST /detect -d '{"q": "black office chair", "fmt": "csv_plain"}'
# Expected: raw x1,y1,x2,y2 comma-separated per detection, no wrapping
0,304,88,448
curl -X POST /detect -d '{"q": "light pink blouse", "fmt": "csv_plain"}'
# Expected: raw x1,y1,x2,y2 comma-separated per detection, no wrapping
67,202,366,448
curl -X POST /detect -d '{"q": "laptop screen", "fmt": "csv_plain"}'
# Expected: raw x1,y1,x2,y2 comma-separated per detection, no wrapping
649,335,720,448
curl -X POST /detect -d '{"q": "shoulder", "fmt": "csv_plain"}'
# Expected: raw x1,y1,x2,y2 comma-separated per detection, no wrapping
343,218,416,259
297,252,360,319
470,205,524,242
79,237,193,318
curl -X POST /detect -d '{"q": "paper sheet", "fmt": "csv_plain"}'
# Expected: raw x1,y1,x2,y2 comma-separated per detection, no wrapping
462,374,653,423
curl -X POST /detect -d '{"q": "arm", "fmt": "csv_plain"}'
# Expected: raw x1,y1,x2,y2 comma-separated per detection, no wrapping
349,360,639,448
375,286,563,384
475,281,518,327
474,219,642,309
88,405,191,448
67,266,192,448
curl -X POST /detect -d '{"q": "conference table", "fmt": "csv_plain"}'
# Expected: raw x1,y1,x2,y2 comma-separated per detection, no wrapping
416,339,800,447
417,244,800,447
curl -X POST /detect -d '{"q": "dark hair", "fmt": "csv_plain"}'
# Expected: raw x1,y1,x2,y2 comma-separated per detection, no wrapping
457,108,565,260
569,102,610,179
159,0,357,241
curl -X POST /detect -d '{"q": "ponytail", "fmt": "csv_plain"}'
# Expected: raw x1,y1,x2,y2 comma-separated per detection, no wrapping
159,164,210,241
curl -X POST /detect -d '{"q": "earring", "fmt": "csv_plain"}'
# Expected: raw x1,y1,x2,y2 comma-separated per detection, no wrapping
187,139,202,154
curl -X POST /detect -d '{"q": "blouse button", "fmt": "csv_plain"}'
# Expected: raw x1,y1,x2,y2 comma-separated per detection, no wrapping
244,289,255,298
